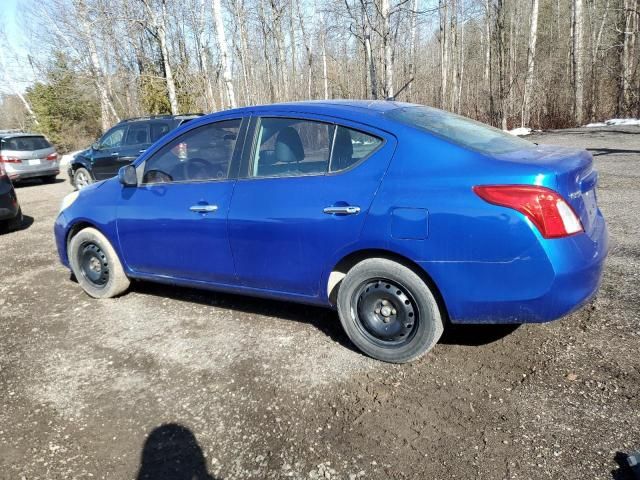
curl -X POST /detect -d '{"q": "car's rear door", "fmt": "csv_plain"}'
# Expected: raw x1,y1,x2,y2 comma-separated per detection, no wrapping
228,114,396,297
116,117,246,284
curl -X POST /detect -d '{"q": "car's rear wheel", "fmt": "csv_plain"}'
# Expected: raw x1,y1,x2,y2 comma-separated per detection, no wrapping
73,167,93,190
337,258,443,363
68,227,130,299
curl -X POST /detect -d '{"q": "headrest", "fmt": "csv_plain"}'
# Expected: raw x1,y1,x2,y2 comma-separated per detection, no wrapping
274,127,304,163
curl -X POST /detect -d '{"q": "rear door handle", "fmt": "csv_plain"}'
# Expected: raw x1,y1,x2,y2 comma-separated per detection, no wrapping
323,205,361,215
190,205,218,213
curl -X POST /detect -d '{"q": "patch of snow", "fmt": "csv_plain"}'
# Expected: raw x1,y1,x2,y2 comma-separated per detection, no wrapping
59,150,82,166
507,127,532,136
584,118,640,127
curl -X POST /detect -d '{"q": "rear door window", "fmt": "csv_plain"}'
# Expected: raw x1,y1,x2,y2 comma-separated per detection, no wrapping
124,124,150,146
251,118,335,177
2,136,52,151
150,122,172,142
329,127,382,172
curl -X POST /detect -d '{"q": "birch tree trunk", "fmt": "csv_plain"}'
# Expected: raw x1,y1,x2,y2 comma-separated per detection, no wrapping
365,32,378,99
197,0,216,111
322,32,329,99
572,0,584,125
439,0,449,109
408,0,419,100
213,0,237,108
158,1,179,114
522,0,539,127
620,0,637,113
76,0,119,130
381,0,393,98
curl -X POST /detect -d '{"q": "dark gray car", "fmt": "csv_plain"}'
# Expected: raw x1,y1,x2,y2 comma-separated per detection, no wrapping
0,133,59,183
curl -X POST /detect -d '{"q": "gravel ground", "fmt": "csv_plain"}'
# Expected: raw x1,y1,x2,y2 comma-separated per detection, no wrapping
1,126,639,479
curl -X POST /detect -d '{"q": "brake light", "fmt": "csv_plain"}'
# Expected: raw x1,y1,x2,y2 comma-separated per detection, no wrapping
46,152,58,161
473,185,583,238
0,155,21,164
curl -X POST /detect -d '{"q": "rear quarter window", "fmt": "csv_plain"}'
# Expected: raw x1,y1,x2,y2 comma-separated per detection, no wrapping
1,136,52,151
387,106,535,155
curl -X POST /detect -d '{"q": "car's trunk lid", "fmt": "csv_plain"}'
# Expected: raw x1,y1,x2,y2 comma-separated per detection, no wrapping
494,145,599,235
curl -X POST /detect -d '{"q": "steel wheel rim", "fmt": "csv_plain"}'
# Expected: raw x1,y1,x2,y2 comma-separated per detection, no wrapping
79,242,109,287
351,278,419,348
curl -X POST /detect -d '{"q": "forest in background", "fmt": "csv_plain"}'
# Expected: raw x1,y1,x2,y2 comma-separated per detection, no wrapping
0,0,638,152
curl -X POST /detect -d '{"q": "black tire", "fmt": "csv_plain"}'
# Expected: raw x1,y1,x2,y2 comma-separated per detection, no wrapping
68,227,130,299
73,167,93,190
41,175,58,184
337,258,443,363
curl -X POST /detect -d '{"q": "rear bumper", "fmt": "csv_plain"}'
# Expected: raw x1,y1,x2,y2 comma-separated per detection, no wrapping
6,164,59,181
425,211,609,324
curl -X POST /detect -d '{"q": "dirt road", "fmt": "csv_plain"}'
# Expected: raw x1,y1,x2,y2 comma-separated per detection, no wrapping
1,126,639,479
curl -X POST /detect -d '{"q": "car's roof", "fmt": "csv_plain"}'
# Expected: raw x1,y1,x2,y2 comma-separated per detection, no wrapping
223,99,414,117
0,132,47,140
117,114,204,125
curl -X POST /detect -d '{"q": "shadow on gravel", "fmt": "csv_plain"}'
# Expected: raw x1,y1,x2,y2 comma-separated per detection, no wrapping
440,323,520,346
588,148,640,157
137,423,217,480
611,451,640,480
0,214,34,235
131,281,357,353
13,178,66,188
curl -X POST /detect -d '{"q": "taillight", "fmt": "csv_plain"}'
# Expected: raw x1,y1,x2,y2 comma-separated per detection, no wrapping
473,185,583,239
46,152,58,161
0,155,21,164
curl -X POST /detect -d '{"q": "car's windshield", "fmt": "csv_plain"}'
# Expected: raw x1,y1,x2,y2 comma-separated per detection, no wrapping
387,106,535,155
1,135,52,151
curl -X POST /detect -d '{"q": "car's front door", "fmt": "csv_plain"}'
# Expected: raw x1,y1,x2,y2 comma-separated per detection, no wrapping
92,125,128,180
228,115,396,297
116,118,245,284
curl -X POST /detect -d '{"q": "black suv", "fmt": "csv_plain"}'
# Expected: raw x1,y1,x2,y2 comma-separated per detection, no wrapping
68,114,202,189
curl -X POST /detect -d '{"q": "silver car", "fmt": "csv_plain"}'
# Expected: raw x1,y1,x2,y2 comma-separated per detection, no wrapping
0,132,59,183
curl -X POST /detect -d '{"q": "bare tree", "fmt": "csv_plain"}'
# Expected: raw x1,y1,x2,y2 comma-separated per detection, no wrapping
522,0,539,127
213,0,237,108
572,0,584,124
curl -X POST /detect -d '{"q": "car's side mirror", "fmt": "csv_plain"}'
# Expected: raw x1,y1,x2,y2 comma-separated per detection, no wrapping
118,165,137,187
92,142,101,151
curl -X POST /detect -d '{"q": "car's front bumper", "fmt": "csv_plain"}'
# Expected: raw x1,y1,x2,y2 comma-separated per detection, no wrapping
424,210,609,324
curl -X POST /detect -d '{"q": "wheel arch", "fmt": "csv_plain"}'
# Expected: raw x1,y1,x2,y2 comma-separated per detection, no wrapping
325,248,450,322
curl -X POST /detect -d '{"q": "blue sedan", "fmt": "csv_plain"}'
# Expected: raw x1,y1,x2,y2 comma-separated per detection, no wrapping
54,101,608,363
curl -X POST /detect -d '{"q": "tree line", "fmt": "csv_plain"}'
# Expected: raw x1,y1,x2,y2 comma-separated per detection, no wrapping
0,0,638,151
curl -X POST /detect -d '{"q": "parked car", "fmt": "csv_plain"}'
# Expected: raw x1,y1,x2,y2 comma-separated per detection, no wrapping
68,114,203,189
0,132,59,183
0,162,22,233
54,101,608,363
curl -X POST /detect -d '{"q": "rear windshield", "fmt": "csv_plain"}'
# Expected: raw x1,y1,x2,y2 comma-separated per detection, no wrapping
387,106,535,154
1,136,52,151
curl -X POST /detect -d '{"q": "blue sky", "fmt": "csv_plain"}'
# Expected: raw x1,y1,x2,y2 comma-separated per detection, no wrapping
1,0,34,93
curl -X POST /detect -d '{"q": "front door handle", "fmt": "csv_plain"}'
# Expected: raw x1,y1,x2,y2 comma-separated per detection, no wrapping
190,205,218,213
323,205,361,215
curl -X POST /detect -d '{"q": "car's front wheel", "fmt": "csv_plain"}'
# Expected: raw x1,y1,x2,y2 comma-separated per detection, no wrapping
68,227,130,299
337,258,443,363
73,167,93,190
